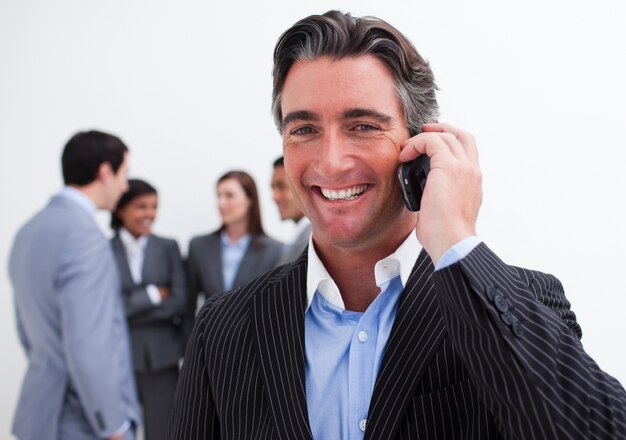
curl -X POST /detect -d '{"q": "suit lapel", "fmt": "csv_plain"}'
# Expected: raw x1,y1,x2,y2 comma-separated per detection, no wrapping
252,255,313,440
233,241,259,288
207,234,224,292
365,249,447,440
111,236,135,288
141,235,155,282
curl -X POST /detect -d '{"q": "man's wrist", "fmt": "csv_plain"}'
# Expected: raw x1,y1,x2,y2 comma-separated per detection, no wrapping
434,236,481,270
108,420,131,440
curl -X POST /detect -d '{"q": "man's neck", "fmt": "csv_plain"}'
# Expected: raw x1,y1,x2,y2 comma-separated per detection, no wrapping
224,222,249,243
313,220,416,312
68,183,102,209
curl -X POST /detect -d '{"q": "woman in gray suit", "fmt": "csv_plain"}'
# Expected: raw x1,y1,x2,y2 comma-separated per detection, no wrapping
187,170,282,311
110,179,188,440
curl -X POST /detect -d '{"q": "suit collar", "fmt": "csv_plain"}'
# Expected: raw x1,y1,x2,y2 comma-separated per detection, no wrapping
111,235,135,286
305,232,421,311
365,249,446,439
252,252,313,440
141,235,156,280
233,236,265,288
252,248,444,440
56,186,97,216
206,232,224,292
118,228,149,252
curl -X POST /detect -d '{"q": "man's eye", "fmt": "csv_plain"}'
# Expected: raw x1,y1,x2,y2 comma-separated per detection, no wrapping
354,124,377,131
292,126,314,135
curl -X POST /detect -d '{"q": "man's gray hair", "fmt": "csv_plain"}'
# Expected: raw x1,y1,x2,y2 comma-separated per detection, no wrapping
272,10,439,136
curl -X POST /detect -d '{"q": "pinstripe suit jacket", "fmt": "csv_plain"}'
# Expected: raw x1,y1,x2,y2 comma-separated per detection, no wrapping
169,243,626,439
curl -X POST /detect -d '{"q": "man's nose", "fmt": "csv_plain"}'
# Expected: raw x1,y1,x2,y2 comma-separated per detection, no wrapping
316,130,355,177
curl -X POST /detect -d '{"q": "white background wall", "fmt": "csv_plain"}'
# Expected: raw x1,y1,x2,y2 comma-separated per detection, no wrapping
1,0,625,434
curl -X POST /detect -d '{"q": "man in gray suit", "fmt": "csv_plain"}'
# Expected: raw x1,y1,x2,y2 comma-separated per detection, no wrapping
9,130,140,440
271,156,311,266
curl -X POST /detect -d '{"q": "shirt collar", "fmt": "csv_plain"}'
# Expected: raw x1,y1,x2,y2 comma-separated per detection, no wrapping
119,227,149,251
57,186,97,217
220,230,251,249
305,231,421,311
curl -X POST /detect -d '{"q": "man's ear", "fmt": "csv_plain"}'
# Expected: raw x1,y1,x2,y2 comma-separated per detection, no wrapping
97,161,114,183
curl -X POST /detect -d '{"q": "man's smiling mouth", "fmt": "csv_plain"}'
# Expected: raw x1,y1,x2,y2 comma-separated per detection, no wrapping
320,184,368,201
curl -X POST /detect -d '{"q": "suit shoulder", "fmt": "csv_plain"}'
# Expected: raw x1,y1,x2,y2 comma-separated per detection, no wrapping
28,203,103,250
509,265,562,291
150,234,181,249
189,231,219,248
253,235,284,260
255,233,282,247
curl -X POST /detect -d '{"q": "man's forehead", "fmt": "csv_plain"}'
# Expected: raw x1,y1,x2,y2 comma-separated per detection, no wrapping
280,55,403,126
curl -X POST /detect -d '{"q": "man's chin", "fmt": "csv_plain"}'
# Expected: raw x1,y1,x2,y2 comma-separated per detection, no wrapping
313,223,372,249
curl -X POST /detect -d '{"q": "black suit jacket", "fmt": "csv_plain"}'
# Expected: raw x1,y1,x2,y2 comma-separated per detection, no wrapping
169,243,626,439
111,234,189,371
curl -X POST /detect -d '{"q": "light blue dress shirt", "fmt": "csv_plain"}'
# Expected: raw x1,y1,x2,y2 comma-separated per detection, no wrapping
304,233,479,439
220,232,251,291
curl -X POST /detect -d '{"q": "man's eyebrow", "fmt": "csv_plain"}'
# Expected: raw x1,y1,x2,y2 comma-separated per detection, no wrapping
282,110,320,128
342,108,393,124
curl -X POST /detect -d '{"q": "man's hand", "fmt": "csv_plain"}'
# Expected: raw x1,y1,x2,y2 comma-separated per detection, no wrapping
399,123,482,265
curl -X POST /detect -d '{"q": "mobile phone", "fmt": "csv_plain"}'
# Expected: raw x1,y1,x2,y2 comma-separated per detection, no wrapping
397,155,430,212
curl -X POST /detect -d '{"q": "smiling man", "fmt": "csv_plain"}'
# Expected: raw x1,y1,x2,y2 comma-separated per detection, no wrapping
169,11,626,439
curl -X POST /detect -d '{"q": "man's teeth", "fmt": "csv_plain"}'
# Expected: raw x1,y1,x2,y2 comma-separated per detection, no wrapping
321,185,368,201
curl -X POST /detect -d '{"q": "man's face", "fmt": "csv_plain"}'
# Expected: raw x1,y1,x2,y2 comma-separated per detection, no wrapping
102,153,129,211
281,55,413,251
271,165,303,222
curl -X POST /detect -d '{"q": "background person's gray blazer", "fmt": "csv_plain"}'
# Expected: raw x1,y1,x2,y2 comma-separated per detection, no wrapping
276,222,311,267
185,231,283,341
111,234,188,371
187,231,283,301
9,195,140,439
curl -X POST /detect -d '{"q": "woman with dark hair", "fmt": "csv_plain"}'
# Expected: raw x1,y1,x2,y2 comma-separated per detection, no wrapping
187,170,283,309
110,178,188,440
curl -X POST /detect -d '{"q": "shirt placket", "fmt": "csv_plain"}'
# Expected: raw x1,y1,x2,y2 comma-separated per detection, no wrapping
348,300,381,439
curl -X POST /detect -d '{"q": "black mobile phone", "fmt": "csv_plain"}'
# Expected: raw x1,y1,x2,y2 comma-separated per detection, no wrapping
397,155,430,212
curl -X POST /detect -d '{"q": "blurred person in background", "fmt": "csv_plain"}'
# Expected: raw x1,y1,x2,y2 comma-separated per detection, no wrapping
9,130,139,440
110,178,188,440
187,170,282,317
271,156,311,266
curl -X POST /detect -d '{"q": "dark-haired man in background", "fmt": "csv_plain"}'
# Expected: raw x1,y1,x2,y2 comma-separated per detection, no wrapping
170,11,626,439
9,131,140,439
271,156,311,266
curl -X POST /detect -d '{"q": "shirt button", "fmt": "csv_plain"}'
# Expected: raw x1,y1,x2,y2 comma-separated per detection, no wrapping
359,419,367,431
357,331,368,342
